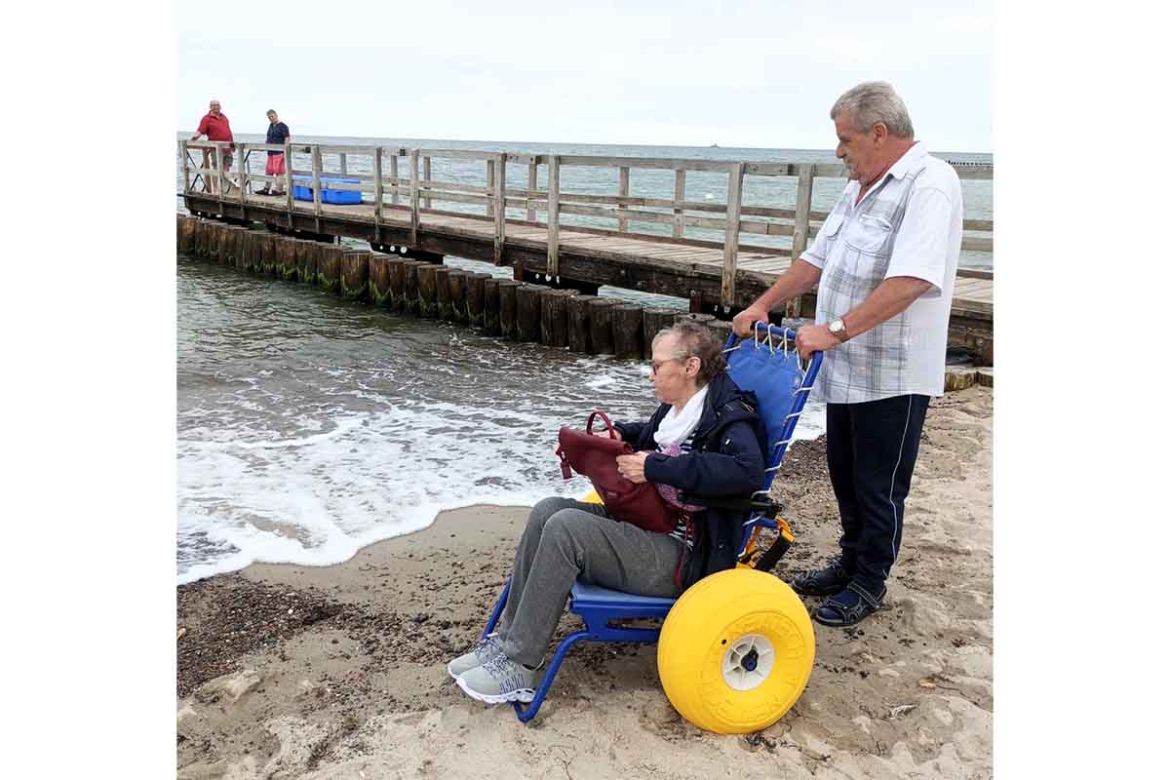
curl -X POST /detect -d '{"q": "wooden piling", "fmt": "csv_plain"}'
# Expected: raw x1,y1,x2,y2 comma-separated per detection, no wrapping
273,235,296,281
673,312,716,328
482,278,502,335
707,319,734,347
612,304,645,359
417,263,439,317
369,255,392,306
443,269,468,322
497,279,519,339
642,308,679,357
540,288,575,348
566,294,597,353
318,245,342,293
402,259,421,315
516,283,543,341
465,272,491,328
385,257,407,309
587,298,618,355
340,251,370,301
296,240,318,284
431,267,451,318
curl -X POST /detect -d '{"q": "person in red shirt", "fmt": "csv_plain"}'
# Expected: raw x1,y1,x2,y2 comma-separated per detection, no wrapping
190,100,235,195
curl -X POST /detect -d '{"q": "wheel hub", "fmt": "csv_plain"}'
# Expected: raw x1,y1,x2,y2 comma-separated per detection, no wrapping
721,633,775,691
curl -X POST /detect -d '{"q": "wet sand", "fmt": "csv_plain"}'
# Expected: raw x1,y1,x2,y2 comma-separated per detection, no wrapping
177,386,992,779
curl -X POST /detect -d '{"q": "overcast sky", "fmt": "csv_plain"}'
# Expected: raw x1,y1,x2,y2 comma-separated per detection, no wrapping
178,0,991,152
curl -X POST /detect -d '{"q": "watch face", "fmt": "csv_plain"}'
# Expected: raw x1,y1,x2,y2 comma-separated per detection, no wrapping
830,319,844,333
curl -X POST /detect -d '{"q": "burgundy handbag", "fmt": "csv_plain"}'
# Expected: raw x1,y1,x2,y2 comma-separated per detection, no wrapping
555,410,679,534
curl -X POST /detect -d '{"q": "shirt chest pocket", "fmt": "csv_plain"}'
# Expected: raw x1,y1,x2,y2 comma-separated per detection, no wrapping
844,214,894,256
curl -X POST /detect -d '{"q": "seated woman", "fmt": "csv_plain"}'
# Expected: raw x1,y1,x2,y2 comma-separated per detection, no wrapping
448,320,767,704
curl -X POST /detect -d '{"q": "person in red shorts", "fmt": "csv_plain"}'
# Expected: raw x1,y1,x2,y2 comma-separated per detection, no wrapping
257,109,291,196
190,100,235,195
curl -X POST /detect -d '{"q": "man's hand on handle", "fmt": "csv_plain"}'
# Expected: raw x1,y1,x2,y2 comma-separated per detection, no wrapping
732,304,770,337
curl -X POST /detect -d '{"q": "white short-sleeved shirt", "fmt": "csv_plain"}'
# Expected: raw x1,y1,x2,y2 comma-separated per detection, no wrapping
800,143,963,404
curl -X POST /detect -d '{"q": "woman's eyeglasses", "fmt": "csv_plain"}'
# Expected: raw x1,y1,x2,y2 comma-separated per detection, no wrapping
650,355,696,375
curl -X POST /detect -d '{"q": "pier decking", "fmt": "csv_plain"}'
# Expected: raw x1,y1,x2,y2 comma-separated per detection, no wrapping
180,141,993,361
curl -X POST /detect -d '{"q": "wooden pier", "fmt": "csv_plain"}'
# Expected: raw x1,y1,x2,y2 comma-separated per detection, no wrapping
180,141,993,362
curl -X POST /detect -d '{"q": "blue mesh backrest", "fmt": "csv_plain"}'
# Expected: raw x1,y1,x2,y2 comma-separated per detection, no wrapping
726,341,805,490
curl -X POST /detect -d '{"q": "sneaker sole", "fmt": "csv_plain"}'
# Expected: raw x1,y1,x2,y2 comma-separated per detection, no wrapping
454,675,535,704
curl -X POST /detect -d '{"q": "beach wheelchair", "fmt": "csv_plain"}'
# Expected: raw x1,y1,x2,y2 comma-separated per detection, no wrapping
482,323,822,733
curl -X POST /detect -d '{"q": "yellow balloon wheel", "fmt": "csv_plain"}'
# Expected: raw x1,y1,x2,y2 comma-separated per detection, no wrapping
657,568,815,734
581,489,604,505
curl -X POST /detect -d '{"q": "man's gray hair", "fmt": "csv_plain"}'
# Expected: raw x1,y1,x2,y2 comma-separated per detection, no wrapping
830,82,914,139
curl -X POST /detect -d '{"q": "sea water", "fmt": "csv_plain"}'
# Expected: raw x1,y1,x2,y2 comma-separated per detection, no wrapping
177,257,825,583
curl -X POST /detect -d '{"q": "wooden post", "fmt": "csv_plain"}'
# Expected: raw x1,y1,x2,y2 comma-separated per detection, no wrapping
423,155,432,209
707,319,733,346
373,147,384,238
410,149,420,246
341,251,371,301
720,163,745,309
497,279,520,339
515,283,542,342
566,294,596,353
416,263,439,317
275,235,296,281
390,153,400,205
612,304,645,359
486,159,495,218
540,289,574,348
466,272,491,328
383,257,406,308
546,155,561,279
216,144,226,199
787,164,814,318
311,145,323,235
587,298,617,355
493,153,507,265
481,277,501,334
526,161,538,222
402,259,421,315
297,240,318,284
442,269,467,322
672,169,686,238
181,141,191,193
284,142,294,214
643,308,679,357
674,312,716,328
339,152,348,176
238,144,247,206
317,244,342,293
618,166,630,233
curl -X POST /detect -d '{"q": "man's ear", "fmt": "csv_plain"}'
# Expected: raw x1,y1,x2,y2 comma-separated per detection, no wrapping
872,121,889,146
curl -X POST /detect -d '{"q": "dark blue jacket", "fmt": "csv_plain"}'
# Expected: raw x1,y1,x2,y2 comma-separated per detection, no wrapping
614,371,767,589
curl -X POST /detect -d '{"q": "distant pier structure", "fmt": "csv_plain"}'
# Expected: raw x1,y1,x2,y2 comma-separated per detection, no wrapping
179,140,993,363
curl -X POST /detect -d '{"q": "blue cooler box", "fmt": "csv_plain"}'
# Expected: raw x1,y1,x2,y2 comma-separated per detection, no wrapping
291,175,363,205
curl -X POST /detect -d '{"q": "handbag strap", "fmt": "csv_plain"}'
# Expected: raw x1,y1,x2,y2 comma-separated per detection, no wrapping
585,410,619,439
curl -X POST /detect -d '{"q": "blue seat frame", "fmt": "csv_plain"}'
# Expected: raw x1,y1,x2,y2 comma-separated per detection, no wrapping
481,324,823,722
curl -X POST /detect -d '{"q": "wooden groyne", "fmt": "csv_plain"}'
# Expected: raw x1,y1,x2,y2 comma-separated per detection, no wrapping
180,141,993,363
176,214,992,389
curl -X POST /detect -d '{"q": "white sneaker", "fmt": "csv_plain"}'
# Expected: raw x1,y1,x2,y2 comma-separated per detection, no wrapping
446,632,505,680
455,653,536,704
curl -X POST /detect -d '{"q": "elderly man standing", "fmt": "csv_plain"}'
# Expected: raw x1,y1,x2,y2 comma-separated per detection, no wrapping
190,100,235,195
732,81,963,628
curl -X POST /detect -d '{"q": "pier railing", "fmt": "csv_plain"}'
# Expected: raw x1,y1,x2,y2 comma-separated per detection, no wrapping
181,141,993,307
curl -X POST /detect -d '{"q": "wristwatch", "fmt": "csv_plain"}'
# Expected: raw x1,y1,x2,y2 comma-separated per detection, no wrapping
828,317,850,342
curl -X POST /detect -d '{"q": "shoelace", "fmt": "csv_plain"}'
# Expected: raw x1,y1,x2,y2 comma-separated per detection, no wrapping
474,633,504,663
481,654,529,690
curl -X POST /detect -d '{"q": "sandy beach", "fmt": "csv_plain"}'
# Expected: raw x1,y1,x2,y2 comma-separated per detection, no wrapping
177,385,992,779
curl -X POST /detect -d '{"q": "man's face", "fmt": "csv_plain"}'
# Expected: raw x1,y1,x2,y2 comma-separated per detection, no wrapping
267,112,278,124
834,112,881,182
209,102,221,116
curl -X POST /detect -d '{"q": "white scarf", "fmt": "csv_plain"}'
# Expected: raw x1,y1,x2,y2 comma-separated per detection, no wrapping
653,385,708,447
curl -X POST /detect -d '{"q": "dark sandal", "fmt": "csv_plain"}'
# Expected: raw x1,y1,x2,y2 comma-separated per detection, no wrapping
791,556,853,597
813,582,885,627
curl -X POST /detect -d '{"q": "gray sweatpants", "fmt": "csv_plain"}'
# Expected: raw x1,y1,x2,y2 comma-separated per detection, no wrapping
498,496,684,668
